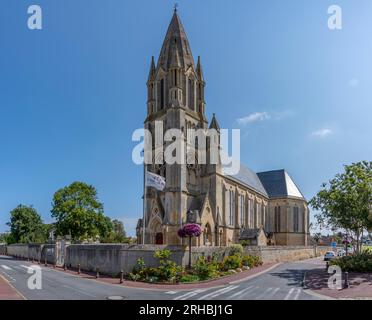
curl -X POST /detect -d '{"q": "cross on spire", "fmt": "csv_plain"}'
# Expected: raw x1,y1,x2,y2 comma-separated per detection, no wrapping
174,3,178,13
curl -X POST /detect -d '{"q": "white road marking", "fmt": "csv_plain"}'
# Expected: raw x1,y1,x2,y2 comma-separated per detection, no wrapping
166,291,177,295
266,287,280,299
255,287,274,300
293,288,301,300
284,288,295,300
227,285,255,299
198,285,239,300
174,289,206,300
0,270,16,282
1,265,12,270
20,265,34,271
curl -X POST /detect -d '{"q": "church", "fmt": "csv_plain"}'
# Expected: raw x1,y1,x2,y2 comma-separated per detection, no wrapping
136,10,309,247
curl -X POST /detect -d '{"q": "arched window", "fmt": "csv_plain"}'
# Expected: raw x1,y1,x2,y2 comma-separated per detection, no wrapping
188,78,194,111
293,206,299,232
248,199,254,228
229,190,234,226
240,195,245,226
275,206,281,232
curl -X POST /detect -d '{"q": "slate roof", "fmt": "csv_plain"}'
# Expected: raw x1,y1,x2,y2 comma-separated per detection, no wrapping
225,165,268,197
209,113,220,130
257,169,305,200
239,228,261,240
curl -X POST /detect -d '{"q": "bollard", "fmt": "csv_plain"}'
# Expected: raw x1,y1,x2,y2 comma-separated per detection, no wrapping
64,263,67,271
38,258,40,265
96,267,99,279
45,258,47,267
78,264,81,275
326,261,329,271
53,262,56,269
344,272,349,288
120,270,124,284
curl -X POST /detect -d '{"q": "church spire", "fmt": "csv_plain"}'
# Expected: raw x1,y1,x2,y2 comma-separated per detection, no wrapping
147,56,156,82
209,113,220,131
157,10,194,70
196,56,204,82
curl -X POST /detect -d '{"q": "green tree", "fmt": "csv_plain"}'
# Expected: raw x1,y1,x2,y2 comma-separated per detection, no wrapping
101,219,128,243
310,161,372,253
7,205,47,243
51,182,113,241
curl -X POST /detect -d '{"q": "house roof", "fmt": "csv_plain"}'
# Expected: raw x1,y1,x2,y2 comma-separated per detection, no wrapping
257,169,305,200
225,165,268,197
239,228,261,240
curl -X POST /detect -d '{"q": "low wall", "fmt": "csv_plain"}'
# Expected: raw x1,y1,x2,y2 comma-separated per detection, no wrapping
65,245,230,275
6,243,331,276
0,244,6,255
7,244,56,264
244,245,331,264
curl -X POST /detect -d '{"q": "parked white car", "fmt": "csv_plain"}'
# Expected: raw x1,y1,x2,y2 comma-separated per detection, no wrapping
337,249,346,257
324,251,336,261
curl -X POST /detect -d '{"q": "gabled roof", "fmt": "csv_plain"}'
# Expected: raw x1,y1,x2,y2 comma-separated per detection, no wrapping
225,165,268,197
257,169,305,200
240,228,261,239
157,11,194,70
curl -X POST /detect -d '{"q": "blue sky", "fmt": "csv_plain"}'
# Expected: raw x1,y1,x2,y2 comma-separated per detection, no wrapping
1,0,372,236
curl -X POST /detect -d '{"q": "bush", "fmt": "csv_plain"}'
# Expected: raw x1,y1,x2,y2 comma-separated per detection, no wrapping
240,240,251,247
229,244,244,257
330,252,372,272
154,249,172,260
132,257,146,274
221,255,242,271
154,249,182,282
252,255,263,267
157,260,182,282
193,256,219,280
242,255,254,268
180,274,200,283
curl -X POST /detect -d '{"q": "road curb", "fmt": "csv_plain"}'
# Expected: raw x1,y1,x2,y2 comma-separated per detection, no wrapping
302,288,337,300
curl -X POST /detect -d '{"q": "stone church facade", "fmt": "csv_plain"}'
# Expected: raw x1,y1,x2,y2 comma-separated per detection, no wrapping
136,10,309,247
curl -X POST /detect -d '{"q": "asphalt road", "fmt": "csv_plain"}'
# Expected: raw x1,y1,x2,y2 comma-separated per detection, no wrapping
0,255,324,300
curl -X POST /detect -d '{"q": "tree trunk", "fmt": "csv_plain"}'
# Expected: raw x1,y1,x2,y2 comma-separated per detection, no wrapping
188,236,192,270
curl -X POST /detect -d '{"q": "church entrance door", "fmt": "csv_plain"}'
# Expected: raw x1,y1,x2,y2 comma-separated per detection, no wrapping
155,232,163,245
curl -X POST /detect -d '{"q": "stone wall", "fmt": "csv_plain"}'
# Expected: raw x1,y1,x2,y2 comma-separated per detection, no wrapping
65,245,230,275
6,244,56,264
0,244,6,255
244,245,331,264
5,243,332,276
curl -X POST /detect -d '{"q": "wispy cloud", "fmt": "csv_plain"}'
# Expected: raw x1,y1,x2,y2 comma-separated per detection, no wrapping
310,128,333,138
237,110,294,125
237,112,270,125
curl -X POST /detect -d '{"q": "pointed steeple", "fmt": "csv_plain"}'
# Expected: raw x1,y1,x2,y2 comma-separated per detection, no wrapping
209,113,220,131
147,56,156,82
196,56,204,82
157,10,194,70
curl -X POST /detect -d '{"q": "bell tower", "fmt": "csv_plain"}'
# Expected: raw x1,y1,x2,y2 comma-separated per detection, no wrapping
143,9,209,244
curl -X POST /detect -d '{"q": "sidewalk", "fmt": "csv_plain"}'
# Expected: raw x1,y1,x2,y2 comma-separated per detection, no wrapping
53,262,279,291
0,274,25,300
305,269,372,300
